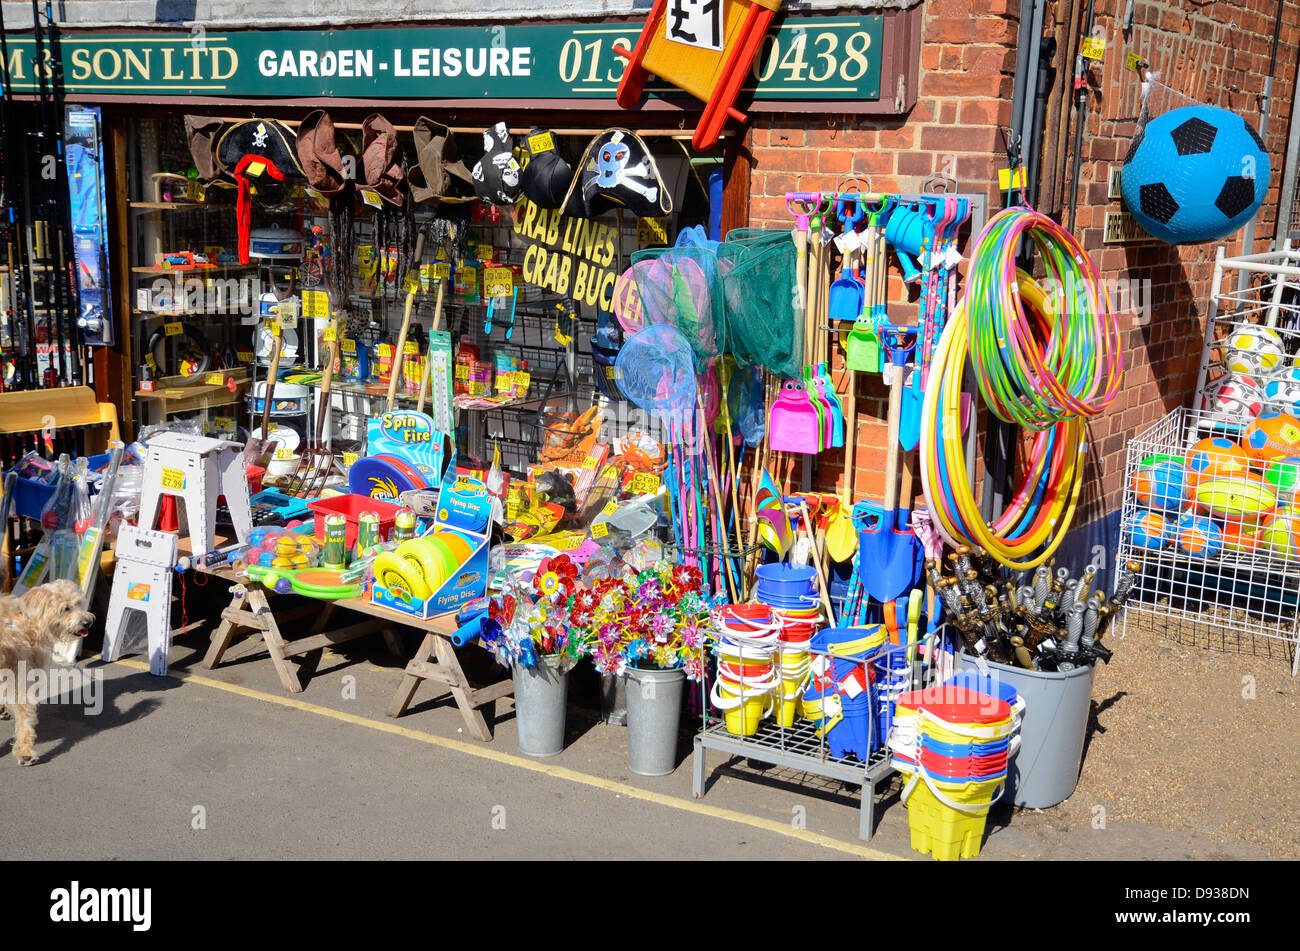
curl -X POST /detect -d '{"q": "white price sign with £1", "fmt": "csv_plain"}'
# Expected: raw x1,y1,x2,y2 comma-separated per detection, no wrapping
665,0,724,52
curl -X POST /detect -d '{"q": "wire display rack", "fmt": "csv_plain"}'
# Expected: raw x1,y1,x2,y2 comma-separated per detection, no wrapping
1116,406,1300,675
693,638,926,840
1194,243,1300,419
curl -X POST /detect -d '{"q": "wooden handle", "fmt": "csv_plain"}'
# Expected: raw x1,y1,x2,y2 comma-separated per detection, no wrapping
841,368,856,503
316,319,339,444
260,329,283,438
882,369,902,513
386,231,427,413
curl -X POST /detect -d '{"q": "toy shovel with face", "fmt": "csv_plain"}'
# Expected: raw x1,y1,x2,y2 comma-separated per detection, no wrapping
768,379,822,453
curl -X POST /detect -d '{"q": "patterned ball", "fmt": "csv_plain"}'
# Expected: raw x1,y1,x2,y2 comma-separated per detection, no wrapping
1260,508,1300,559
1262,368,1300,414
1224,325,1285,376
1220,519,1263,554
1120,105,1270,244
1186,437,1252,487
1130,460,1187,511
1264,456,1300,495
1200,373,1263,422
1242,411,1300,460
1176,513,1223,558
1126,511,1173,550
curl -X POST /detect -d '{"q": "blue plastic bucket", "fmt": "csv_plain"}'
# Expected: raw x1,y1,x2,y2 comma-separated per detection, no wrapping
827,705,876,759
755,563,817,597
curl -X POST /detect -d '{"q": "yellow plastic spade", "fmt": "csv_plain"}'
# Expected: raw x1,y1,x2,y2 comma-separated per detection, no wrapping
826,497,858,563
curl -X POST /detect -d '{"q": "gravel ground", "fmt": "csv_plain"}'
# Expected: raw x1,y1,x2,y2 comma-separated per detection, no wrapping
1018,609,1298,859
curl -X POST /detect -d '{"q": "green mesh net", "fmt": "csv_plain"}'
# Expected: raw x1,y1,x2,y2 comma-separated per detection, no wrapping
716,229,801,379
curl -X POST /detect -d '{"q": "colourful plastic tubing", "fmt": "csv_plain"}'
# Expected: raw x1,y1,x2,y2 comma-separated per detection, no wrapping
919,207,1123,569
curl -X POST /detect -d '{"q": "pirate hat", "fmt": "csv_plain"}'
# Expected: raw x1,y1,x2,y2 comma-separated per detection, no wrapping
410,116,475,204
471,121,522,206
216,118,305,264
185,115,227,184
361,113,405,206
563,128,672,220
296,109,350,199
520,128,573,209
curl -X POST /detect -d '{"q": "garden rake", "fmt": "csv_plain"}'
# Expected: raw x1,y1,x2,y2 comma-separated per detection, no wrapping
285,316,342,498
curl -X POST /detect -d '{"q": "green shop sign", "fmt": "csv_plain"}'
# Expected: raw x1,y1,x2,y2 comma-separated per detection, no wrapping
1,16,882,102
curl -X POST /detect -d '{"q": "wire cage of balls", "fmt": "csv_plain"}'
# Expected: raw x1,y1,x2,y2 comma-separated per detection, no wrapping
1120,104,1270,245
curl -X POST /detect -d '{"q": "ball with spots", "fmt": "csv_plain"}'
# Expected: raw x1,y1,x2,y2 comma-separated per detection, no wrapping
1126,510,1173,550
1201,372,1263,422
1176,512,1223,558
1224,325,1285,377
1120,104,1270,244
1243,412,1300,460
1130,460,1187,511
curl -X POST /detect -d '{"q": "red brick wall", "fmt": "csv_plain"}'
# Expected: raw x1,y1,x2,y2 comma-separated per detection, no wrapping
743,0,1300,523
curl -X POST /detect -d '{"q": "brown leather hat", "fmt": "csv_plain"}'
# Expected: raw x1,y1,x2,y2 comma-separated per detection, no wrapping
410,115,475,204
361,113,405,206
184,115,226,184
296,109,349,198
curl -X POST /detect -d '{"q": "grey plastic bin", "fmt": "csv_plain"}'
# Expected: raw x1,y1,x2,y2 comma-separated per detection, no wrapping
958,654,1096,809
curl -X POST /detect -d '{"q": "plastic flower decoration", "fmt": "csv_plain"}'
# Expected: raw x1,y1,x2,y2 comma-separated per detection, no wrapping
533,554,579,603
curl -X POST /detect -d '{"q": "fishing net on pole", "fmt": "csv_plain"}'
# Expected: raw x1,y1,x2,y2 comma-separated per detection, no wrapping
715,230,801,379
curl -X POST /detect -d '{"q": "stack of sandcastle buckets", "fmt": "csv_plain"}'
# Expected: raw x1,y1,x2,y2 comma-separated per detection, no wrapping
802,626,890,758
708,564,823,734
887,672,1025,861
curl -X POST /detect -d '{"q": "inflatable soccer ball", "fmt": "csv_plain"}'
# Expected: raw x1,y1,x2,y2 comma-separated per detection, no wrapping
1262,368,1300,414
1120,104,1270,244
1176,512,1223,558
1186,437,1252,486
1130,460,1186,511
1224,325,1285,376
1126,510,1172,550
1243,411,1300,460
1201,373,1263,422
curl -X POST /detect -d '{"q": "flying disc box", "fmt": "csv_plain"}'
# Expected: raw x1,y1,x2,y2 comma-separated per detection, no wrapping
370,464,490,620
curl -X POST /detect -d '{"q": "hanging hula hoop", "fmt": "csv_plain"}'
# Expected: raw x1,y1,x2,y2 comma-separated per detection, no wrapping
963,207,1123,429
920,228,1119,569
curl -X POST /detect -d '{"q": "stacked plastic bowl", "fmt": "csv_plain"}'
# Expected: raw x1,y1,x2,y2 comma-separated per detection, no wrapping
887,684,1021,861
710,605,781,736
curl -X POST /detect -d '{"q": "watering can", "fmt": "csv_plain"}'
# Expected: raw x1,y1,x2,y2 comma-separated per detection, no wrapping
884,200,938,285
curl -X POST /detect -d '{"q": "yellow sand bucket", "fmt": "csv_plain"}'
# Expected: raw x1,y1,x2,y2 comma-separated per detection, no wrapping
712,678,774,736
773,649,812,728
902,772,1004,862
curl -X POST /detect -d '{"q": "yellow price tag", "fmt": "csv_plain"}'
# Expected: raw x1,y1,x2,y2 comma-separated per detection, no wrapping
1125,51,1142,71
342,451,359,467
630,473,661,494
603,501,620,516
274,447,295,461
476,242,495,262
341,338,357,354
377,344,393,359
404,340,420,355
483,267,514,298
203,372,224,386
600,465,620,480
144,353,158,372
998,167,1027,190
637,217,669,246
591,523,609,539
161,467,185,491
361,188,384,208
245,160,266,178
323,326,337,343
432,261,450,281
300,290,328,318
403,271,420,294
163,321,183,337
582,456,599,470
528,131,555,154
266,319,282,337
1081,36,1105,60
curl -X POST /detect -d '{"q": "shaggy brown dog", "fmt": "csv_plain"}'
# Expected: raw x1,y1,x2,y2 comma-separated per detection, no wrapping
0,579,94,765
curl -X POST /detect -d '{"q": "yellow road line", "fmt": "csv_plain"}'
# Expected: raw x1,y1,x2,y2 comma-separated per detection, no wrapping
112,658,901,860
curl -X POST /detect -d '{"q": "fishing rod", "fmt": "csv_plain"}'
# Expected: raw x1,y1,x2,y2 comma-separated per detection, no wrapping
0,1,40,389
30,0,80,387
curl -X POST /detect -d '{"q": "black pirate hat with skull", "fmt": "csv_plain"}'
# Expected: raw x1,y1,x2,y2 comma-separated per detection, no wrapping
217,118,305,263
563,128,673,220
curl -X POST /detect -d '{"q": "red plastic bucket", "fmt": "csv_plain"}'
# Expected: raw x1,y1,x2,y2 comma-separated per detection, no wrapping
307,494,409,549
